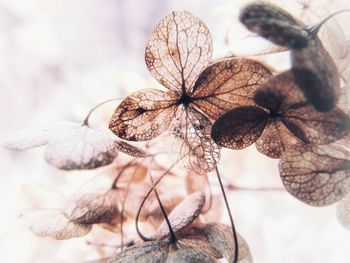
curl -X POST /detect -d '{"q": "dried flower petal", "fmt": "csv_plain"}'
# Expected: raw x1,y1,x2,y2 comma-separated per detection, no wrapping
109,89,177,141
165,248,216,263
337,192,350,230
255,121,300,158
204,223,253,263
45,125,119,170
256,71,350,144
191,58,272,120
239,2,309,49
147,193,184,227
291,37,341,112
152,191,206,240
25,210,92,240
108,237,221,263
279,142,350,206
114,141,148,157
145,11,212,93
64,190,120,225
211,106,269,149
170,106,220,173
1,122,78,151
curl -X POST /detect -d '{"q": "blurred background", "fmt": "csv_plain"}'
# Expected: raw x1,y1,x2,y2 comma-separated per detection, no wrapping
0,0,350,262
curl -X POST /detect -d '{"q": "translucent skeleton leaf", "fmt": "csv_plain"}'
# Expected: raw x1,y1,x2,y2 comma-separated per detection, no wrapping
204,224,253,263
109,11,272,172
279,140,350,206
108,237,221,263
23,209,92,240
240,2,342,111
1,122,146,170
151,191,206,240
211,71,350,158
337,192,350,230
64,189,121,225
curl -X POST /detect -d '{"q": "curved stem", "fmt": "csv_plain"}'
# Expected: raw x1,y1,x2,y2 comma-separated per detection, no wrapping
215,166,238,263
307,9,350,35
111,158,137,189
82,97,124,127
135,158,181,242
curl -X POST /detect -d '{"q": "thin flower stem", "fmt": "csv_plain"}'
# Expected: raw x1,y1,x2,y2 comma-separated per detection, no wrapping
215,166,238,263
148,160,177,244
111,158,138,189
225,184,285,192
308,9,350,35
82,97,124,127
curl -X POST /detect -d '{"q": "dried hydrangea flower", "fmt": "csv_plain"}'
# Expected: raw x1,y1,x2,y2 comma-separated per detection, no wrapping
211,71,350,158
279,138,350,206
109,11,272,172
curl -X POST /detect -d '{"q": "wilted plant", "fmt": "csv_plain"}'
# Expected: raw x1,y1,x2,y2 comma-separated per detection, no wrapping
2,1,350,263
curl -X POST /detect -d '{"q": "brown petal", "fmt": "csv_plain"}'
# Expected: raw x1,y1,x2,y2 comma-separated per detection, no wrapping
254,71,350,144
291,38,341,111
255,121,301,159
253,71,306,112
109,89,177,141
204,223,253,263
152,191,206,240
279,142,350,206
283,105,350,144
239,2,309,49
114,141,148,158
64,189,120,225
145,11,212,93
211,106,269,149
191,58,272,120
177,238,222,260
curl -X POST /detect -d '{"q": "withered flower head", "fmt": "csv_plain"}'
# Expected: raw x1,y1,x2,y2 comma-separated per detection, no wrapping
211,71,350,158
109,11,272,172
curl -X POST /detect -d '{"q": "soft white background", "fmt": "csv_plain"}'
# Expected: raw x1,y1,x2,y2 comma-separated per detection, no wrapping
0,0,349,262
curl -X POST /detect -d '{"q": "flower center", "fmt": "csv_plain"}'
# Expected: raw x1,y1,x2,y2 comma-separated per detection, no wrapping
178,93,192,106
